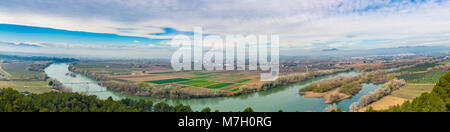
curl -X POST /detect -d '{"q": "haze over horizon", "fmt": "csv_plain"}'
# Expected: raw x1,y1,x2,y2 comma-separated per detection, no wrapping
1,0,450,58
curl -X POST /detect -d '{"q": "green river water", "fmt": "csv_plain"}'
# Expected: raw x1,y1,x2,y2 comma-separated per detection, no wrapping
45,63,380,112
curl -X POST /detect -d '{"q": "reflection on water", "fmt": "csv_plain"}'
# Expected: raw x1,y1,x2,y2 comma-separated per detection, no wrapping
45,63,379,112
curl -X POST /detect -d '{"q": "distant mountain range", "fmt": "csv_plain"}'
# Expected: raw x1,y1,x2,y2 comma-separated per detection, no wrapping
353,46,450,56
321,48,339,51
1,40,449,59
282,46,450,58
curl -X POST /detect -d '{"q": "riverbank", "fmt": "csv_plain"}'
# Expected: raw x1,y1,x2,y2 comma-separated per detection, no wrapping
68,62,352,99
299,71,393,104
46,63,366,112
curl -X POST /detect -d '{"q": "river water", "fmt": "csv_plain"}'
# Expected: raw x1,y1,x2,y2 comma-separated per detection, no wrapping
45,63,380,112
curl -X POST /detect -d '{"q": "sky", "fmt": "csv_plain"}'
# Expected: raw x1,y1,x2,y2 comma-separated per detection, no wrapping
0,0,449,58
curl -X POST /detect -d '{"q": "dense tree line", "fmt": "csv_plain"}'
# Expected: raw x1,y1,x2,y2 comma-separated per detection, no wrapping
366,72,449,112
0,54,78,63
0,88,154,112
300,75,361,93
0,88,255,112
26,62,52,72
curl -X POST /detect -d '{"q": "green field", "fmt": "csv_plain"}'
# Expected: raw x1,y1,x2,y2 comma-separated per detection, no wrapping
437,60,450,65
391,83,434,100
192,73,212,75
0,65,11,79
150,72,174,74
230,88,240,92
107,69,132,75
236,79,251,83
205,83,235,89
189,76,213,80
145,78,190,84
398,71,447,83
0,81,51,94
395,62,438,73
178,80,218,87
1,62,45,80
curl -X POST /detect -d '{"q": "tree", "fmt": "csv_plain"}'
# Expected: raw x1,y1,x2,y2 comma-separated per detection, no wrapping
378,72,450,112
408,93,446,112
138,82,150,88
201,107,211,112
324,103,338,112
153,102,172,112
173,104,192,112
431,72,450,110
330,108,342,112
243,107,254,112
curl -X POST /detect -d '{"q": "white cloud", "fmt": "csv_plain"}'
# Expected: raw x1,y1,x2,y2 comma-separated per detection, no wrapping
0,41,174,59
0,0,449,50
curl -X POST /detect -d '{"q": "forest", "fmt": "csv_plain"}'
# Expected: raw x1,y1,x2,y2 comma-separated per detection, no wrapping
0,87,254,112
0,88,188,112
0,54,78,63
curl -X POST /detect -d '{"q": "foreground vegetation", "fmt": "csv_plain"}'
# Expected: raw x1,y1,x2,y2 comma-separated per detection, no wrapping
0,88,182,112
0,81,51,94
0,87,260,112
366,72,449,112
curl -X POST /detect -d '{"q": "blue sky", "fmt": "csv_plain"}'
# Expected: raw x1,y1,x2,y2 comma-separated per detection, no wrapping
0,0,449,58
0,24,166,45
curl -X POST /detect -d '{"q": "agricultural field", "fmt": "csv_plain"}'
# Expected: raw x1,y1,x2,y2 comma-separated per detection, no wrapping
71,61,261,96
0,61,46,81
236,79,252,83
146,78,191,84
361,83,434,111
144,72,256,90
437,59,450,65
395,59,450,83
397,71,447,83
205,83,235,89
0,60,51,93
178,80,217,87
361,59,450,110
192,73,212,76
0,81,51,94
390,83,434,100
0,65,11,79
394,62,438,73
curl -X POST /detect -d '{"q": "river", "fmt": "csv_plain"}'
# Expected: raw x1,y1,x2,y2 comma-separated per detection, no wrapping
45,63,380,112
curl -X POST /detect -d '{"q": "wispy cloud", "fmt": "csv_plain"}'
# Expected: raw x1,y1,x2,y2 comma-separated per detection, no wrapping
0,0,449,57
0,41,174,59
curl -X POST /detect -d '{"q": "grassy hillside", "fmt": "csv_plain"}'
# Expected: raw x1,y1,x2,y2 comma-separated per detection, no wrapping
0,81,51,94
1,62,46,80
